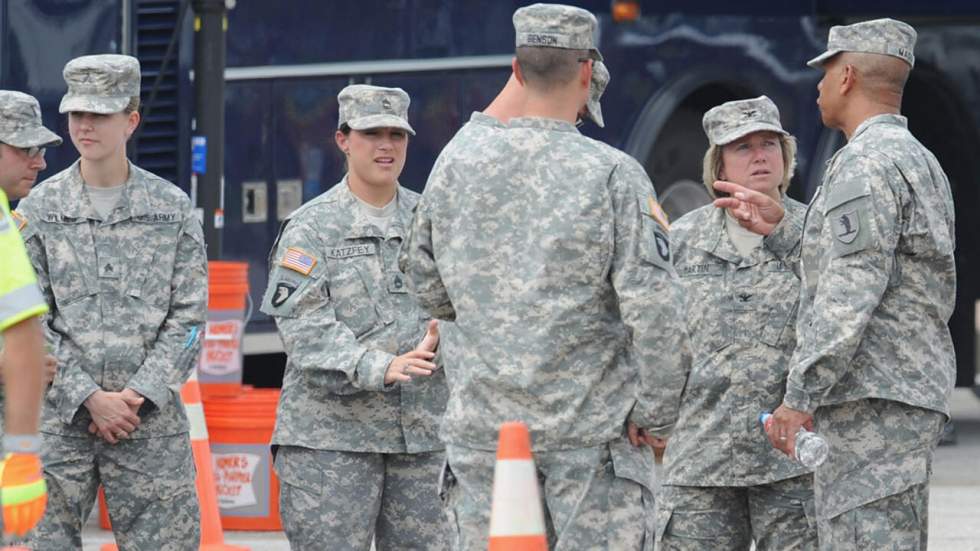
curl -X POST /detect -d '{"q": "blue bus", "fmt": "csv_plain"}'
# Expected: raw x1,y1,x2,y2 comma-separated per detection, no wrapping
3,0,977,387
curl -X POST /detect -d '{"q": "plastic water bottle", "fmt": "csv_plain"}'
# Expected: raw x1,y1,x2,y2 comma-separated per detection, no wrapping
759,412,829,469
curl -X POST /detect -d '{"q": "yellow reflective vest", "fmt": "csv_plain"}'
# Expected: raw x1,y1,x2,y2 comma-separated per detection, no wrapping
0,188,47,332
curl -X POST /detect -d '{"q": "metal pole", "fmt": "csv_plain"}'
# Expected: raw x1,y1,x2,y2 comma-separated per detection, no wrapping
192,0,227,259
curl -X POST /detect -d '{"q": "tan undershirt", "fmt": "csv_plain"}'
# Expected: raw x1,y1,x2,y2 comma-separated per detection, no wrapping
726,211,763,258
85,183,126,220
354,192,397,235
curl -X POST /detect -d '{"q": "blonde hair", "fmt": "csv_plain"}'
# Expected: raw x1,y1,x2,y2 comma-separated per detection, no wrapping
123,96,140,114
701,133,797,198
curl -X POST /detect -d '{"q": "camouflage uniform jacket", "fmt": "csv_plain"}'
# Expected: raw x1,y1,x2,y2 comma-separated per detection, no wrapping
401,116,689,452
664,201,810,486
261,179,445,454
766,114,956,416
16,160,207,438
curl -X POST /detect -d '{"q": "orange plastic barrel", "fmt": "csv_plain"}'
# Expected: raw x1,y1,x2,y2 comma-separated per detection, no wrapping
200,261,250,399
202,387,282,531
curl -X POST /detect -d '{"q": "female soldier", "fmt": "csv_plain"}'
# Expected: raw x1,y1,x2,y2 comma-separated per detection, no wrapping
657,96,817,550
260,85,448,551
16,55,206,549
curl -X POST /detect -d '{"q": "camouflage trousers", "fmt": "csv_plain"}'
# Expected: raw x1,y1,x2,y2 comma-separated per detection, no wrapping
813,398,944,551
656,475,817,550
27,432,199,551
274,446,450,551
443,436,655,551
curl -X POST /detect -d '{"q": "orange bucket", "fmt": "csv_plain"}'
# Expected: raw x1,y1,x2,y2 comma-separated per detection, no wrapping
202,387,281,531
200,261,250,399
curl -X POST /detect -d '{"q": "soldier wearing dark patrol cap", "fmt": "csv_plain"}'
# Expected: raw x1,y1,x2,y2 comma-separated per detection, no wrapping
715,18,956,551
402,3,690,549
262,84,449,550
18,53,207,549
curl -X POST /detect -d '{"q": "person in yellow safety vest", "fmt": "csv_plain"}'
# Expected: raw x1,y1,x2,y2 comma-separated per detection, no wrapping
0,91,62,388
0,89,62,541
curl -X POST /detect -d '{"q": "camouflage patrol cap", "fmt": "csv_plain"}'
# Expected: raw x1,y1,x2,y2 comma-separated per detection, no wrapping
702,96,788,146
59,54,141,114
807,18,916,68
0,91,62,148
513,3,603,61
585,60,609,127
337,85,415,135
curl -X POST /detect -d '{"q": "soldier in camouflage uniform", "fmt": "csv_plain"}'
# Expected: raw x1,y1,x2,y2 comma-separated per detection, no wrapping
400,4,688,550
16,55,205,550
714,19,955,551
463,58,607,145
261,85,449,551
657,96,817,550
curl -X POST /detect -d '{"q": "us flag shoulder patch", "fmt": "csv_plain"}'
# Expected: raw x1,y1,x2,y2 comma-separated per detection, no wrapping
10,210,27,231
647,196,670,230
280,247,317,275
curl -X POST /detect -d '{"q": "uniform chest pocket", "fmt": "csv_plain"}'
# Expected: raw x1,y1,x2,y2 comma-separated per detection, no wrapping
124,221,181,310
759,263,800,348
679,268,729,355
43,221,97,306
327,252,393,339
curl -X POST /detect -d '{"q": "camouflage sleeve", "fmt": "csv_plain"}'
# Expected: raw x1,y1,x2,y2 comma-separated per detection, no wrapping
399,157,456,321
17,205,101,423
126,212,208,409
762,204,805,278
783,156,900,413
610,160,691,437
261,220,396,394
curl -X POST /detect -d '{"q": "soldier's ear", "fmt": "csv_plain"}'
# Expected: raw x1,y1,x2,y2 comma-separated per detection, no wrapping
335,130,348,152
512,57,526,86
840,64,856,96
581,59,593,88
125,111,140,138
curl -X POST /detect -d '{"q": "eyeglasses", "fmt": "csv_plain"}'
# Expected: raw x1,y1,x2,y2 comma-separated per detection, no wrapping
18,146,46,159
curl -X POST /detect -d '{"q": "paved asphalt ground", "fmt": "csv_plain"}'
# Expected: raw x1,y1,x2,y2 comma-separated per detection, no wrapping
80,388,980,550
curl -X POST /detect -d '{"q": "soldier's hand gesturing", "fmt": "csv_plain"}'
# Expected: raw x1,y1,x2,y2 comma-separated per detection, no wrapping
84,390,144,444
712,180,785,235
416,320,440,353
384,350,438,385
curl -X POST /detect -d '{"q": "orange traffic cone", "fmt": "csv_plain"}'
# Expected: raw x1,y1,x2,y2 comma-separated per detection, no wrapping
101,371,248,551
487,422,547,551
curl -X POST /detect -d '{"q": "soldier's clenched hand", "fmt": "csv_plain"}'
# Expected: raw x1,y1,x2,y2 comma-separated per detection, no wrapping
42,354,57,386
84,390,143,444
765,404,813,458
